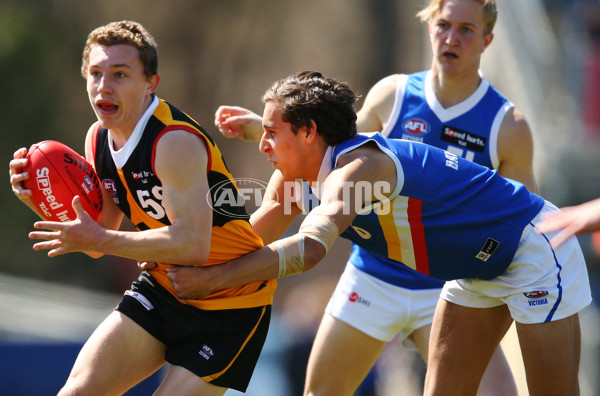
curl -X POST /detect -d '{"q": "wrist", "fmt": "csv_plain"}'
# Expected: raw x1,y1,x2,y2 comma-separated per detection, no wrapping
241,123,263,142
205,263,227,293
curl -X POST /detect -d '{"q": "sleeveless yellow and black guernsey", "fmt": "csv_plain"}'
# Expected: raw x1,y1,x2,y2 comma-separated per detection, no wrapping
92,99,276,310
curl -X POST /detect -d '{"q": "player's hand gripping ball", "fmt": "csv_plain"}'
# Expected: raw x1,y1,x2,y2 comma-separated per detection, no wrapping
23,140,103,222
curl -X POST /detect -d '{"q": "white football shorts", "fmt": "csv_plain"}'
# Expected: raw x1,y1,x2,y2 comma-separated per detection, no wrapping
441,201,593,324
325,262,442,344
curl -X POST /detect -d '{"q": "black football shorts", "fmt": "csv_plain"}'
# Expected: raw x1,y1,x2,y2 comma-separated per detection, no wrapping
117,271,271,392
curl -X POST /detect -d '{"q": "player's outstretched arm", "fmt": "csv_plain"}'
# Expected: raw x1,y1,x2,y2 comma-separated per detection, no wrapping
214,105,263,141
164,145,397,299
536,198,600,247
165,197,341,300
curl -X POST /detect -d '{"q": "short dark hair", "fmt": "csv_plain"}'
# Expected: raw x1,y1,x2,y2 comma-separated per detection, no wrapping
81,20,158,79
262,71,358,146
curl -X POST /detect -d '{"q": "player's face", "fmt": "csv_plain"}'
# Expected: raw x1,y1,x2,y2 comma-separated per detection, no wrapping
260,102,311,181
85,44,158,138
428,0,493,77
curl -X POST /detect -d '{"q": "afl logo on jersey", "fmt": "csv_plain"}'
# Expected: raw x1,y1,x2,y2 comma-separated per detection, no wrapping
102,179,117,196
403,118,430,135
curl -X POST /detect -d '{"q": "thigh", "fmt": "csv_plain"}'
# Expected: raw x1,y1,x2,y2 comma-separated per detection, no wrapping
156,365,226,396
408,323,431,362
412,316,517,396
424,299,512,396
479,345,518,396
304,314,386,396
58,311,166,396
516,313,581,396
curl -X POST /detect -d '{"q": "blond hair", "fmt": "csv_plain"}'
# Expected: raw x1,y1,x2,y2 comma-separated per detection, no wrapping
417,0,497,36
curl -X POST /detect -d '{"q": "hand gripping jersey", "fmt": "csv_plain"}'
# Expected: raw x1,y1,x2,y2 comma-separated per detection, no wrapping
91,98,276,310
328,133,544,281
350,71,514,288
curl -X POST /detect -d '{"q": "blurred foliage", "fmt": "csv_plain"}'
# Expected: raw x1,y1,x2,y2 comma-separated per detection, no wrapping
0,0,424,292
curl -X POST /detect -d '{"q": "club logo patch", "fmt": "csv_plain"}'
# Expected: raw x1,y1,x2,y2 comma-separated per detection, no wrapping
475,238,500,262
524,291,549,306
199,345,214,360
524,290,548,299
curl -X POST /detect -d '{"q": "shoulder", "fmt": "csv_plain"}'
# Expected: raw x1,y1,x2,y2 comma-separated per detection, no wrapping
330,141,399,201
154,130,209,180
336,140,396,174
497,107,533,151
358,75,405,132
155,129,208,157
365,74,403,101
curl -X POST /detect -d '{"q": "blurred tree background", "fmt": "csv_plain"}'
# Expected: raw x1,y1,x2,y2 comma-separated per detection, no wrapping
2,1,600,395
2,0,599,299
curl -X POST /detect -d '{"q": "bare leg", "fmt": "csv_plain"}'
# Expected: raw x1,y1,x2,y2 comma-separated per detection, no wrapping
478,345,518,396
156,365,227,396
424,300,513,396
409,323,431,361
58,311,166,396
516,314,581,396
411,319,516,395
304,314,386,396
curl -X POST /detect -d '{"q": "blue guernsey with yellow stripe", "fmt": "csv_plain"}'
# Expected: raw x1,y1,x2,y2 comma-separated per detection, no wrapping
330,133,544,281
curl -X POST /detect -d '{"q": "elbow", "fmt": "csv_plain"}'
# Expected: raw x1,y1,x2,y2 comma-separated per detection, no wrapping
175,232,210,266
179,245,209,266
302,237,327,272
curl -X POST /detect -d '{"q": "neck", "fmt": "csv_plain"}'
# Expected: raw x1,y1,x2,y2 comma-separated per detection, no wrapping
430,66,482,108
110,95,155,150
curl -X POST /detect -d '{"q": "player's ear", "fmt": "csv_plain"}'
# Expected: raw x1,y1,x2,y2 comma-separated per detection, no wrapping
147,74,160,95
305,119,318,142
481,33,494,53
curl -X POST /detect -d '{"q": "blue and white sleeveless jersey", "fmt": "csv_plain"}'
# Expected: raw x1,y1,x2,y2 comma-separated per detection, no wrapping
348,71,514,288
320,133,544,281
382,70,512,168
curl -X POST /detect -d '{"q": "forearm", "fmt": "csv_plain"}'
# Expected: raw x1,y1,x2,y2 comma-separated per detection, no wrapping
94,226,208,265
206,236,327,292
208,245,280,292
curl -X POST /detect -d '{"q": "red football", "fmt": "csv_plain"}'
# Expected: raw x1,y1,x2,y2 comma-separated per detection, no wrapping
23,140,103,222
